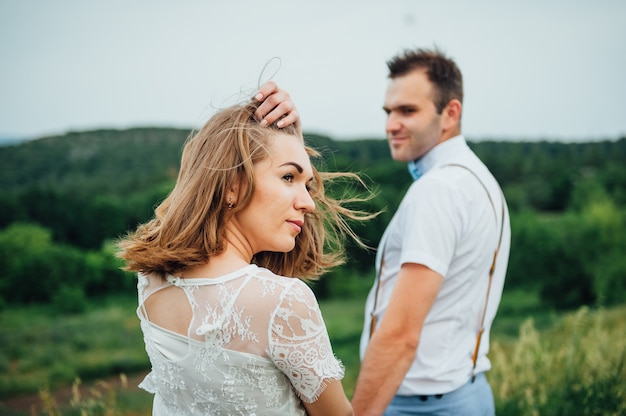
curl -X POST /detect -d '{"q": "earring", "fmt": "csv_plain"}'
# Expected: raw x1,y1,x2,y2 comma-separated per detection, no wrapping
227,196,234,209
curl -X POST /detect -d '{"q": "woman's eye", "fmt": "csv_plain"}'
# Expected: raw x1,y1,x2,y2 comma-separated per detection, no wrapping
282,173,294,183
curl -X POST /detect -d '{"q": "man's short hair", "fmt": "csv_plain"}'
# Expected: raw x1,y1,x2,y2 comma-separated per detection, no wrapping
387,48,463,114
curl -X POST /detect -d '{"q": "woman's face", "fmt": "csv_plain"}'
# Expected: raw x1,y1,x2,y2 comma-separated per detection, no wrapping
232,132,316,255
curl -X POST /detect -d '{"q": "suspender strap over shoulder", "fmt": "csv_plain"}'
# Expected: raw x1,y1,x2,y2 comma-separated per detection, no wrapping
446,164,506,381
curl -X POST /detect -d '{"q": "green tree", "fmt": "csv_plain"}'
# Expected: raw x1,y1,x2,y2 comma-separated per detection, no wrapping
0,223,130,305
583,198,626,305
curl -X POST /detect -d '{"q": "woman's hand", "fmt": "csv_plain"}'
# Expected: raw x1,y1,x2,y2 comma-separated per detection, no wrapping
254,81,302,137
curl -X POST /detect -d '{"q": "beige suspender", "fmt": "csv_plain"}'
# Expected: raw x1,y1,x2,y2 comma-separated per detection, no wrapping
447,165,506,381
368,164,506,380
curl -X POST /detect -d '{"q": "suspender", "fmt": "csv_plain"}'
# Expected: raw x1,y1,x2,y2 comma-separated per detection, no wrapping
448,164,506,380
368,164,506,381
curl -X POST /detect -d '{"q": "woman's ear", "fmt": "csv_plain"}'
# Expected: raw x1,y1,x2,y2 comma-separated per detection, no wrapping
228,175,246,207
227,183,239,208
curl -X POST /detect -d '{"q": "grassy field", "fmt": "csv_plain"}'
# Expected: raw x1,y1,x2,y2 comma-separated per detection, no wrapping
1,289,625,415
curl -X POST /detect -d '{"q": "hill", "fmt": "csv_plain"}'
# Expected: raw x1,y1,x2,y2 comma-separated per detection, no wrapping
1,128,624,195
1,128,625,246
0,128,190,195
0,128,625,310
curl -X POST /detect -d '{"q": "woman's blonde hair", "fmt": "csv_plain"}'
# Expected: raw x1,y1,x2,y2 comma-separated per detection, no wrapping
117,100,375,280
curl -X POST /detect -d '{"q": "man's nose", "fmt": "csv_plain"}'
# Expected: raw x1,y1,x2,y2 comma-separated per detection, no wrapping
386,113,401,134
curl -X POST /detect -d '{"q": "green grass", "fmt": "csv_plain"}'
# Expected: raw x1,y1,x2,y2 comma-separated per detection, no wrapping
491,286,562,339
319,294,367,398
1,290,625,415
489,305,626,415
0,296,148,400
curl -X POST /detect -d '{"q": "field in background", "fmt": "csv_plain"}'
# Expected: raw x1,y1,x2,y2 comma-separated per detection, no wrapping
1,290,625,415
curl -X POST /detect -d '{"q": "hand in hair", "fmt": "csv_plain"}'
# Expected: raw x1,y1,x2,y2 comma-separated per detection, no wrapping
254,81,302,137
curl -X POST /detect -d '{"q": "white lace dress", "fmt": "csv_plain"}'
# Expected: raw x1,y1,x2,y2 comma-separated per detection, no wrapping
136,264,345,415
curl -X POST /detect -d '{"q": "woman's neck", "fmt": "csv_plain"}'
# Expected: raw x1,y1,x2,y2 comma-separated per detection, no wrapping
179,247,250,279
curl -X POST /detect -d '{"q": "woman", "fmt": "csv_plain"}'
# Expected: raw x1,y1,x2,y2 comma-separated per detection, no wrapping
117,83,373,415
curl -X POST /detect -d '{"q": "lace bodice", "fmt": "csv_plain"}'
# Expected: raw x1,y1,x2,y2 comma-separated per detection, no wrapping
136,264,344,415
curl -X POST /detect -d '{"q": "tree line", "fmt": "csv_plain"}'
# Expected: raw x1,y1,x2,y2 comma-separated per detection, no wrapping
0,128,624,311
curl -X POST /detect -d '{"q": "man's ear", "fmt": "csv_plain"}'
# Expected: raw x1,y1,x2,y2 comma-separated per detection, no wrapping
442,99,462,131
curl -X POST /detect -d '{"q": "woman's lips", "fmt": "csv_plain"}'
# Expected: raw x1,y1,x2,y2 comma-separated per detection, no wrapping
287,220,303,233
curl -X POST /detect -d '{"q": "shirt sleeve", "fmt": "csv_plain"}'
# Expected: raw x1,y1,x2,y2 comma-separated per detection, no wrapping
268,279,345,403
398,176,464,278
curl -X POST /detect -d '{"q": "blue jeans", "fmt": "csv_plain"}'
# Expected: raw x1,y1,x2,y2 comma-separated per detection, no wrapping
384,373,495,416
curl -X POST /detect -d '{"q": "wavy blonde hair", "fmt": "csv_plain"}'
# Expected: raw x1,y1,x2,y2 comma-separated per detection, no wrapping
117,100,375,280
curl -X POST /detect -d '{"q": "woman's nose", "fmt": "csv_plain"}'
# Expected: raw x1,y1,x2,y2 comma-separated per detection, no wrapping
297,186,316,212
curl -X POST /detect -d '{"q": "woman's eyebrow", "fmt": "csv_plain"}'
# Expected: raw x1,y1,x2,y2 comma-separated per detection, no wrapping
280,162,314,182
279,162,303,173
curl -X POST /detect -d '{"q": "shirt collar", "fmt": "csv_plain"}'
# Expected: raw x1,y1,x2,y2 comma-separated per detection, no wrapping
408,135,466,181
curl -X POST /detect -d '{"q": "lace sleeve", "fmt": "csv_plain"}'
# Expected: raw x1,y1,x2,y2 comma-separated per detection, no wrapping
268,279,345,403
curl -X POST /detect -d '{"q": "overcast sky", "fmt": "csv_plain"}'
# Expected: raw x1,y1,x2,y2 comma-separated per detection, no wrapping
1,0,625,142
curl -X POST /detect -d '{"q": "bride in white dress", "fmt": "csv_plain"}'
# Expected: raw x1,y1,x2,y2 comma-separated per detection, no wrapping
117,82,374,415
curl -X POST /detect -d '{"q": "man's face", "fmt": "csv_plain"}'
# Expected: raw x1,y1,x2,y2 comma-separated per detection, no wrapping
383,70,444,162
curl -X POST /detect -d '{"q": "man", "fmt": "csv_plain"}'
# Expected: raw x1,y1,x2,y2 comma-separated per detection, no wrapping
351,48,511,415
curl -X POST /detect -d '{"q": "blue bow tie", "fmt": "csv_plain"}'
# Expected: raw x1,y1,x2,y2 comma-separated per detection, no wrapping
408,160,422,181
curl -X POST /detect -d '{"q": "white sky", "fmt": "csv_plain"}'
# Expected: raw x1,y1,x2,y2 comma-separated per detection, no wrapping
1,0,625,142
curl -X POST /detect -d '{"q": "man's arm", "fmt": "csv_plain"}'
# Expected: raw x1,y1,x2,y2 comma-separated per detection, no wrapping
352,263,443,416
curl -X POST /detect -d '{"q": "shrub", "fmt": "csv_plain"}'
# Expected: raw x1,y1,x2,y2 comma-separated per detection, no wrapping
52,286,88,315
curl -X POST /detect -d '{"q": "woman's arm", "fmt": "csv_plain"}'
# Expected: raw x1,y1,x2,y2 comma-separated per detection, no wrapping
303,379,353,416
270,280,352,415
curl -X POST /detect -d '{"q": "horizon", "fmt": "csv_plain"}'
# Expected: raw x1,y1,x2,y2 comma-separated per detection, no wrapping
1,126,624,148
